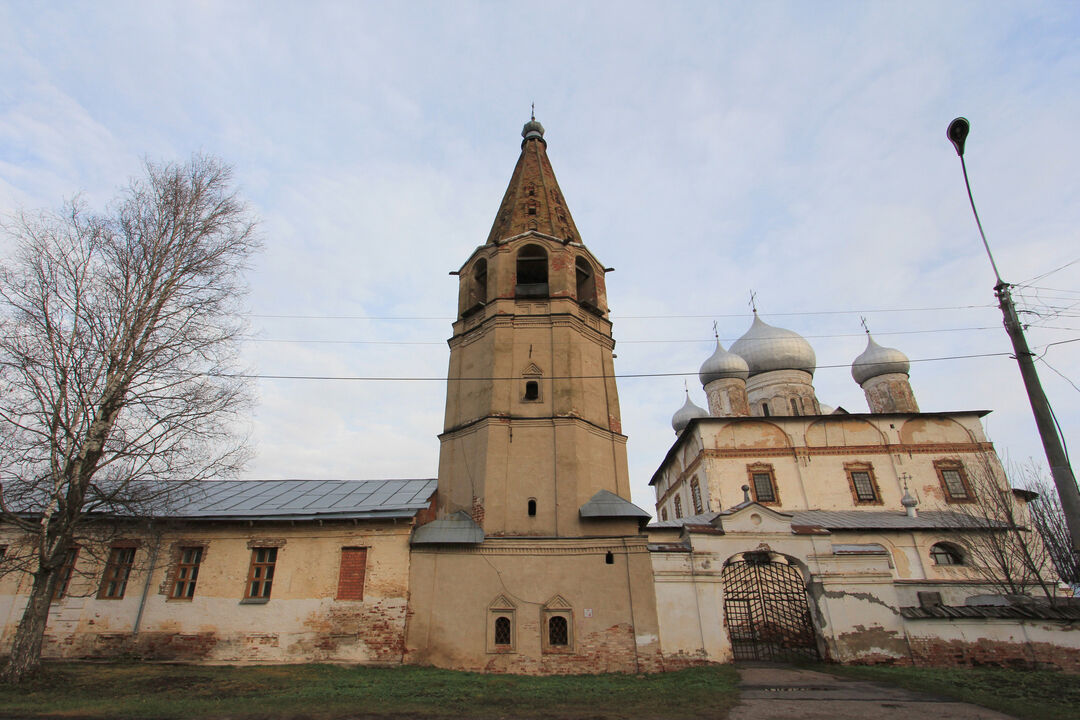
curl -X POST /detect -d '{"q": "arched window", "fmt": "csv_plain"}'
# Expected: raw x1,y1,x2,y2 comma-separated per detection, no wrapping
761,402,771,417
575,257,596,307
690,477,703,514
790,398,800,416
494,616,512,645
930,543,964,566
471,258,487,308
661,507,668,521
527,499,537,517
524,380,539,400
516,244,548,297
605,551,614,565
548,616,568,646
674,496,683,519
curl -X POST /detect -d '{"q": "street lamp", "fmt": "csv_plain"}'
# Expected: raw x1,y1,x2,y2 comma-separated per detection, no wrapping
947,116,1080,552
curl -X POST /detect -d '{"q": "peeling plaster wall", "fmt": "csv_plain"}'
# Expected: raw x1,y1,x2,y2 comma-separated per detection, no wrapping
0,521,414,664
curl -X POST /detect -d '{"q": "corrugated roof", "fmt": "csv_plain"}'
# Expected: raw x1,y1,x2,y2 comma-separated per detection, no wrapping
167,478,436,521
579,490,652,520
411,511,485,545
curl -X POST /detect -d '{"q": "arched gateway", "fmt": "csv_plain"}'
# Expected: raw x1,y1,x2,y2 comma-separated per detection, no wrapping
722,551,820,662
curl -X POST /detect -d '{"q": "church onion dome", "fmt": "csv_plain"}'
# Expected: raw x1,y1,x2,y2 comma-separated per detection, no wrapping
699,339,750,385
729,315,817,377
851,335,911,385
672,392,709,433
522,117,545,140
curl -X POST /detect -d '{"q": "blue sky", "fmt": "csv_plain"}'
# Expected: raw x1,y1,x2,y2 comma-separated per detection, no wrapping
2,1,1078,512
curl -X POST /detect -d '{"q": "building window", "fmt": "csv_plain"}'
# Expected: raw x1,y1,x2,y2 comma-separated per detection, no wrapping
790,398,800,416
245,547,278,600
690,476,703,514
661,507,668,521
528,498,537,517
575,257,597,307
605,551,614,565
674,495,683,519
935,460,974,502
747,464,779,504
761,402,770,417
170,546,204,600
98,545,136,599
52,547,79,602
494,616,512,645
487,594,516,653
470,258,487,309
845,463,882,505
930,543,964,566
336,547,367,601
542,595,573,652
524,380,539,401
548,616,568,646
515,244,548,297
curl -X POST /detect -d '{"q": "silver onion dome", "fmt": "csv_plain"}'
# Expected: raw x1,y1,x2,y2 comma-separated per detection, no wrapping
522,117,545,140
671,392,709,434
729,315,817,376
699,339,750,386
851,335,910,385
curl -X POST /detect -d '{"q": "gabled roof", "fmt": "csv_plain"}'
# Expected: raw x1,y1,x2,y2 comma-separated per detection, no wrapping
166,478,436,521
410,511,485,545
579,489,652,520
485,119,582,245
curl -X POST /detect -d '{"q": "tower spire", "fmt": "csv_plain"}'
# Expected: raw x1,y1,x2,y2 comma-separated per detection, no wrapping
485,116,582,245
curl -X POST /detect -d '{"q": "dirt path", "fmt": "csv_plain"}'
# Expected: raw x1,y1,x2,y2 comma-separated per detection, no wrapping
729,664,1016,720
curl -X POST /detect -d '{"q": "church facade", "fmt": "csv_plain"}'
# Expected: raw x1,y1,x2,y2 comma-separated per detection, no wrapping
1,119,1077,672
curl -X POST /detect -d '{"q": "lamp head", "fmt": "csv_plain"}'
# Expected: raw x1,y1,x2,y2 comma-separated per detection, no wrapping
948,117,970,157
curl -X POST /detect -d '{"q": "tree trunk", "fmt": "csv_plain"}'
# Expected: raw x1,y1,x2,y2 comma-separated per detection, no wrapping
2,566,61,684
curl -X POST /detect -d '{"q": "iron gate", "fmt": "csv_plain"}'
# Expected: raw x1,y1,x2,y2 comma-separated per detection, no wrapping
722,551,820,662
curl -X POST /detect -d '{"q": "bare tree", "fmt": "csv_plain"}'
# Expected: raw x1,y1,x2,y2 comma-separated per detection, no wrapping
0,156,258,682
946,458,1061,605
1018,463,1080,588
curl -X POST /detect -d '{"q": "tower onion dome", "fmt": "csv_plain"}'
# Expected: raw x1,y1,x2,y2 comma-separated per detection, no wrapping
672,392,709,433
851,335,911,385
522,117,545,141
729,315,817,376
699,339,750,385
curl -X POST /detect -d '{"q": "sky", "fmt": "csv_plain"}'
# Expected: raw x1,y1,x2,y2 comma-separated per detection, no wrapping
2,1,1078,515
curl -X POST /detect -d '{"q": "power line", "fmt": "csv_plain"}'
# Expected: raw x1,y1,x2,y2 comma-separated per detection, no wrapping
250,302,998,322
1017,256,1080,287
226,350,1016,382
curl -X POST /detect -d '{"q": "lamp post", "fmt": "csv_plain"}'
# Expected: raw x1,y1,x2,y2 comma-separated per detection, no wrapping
948,117,1080,553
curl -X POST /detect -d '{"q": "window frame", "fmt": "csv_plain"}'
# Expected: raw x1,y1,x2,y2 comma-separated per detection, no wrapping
515,244,549,298
97,544,137,600
243,546,279,602
673,495,683,519
747,463,780,505
844,462,883,505
690,476,703,514
169,545,205,601
487,594,517,653
541,596,574,653
930,542,965,566
52,547,80,602
934,460,975,503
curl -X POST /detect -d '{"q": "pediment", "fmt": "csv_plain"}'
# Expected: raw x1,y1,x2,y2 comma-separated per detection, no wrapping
721,503,794,534
488,593,516,610
522,362,543,377
543,594,572,610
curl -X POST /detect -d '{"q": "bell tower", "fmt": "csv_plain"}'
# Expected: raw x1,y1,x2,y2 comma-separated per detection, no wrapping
436,116,633,537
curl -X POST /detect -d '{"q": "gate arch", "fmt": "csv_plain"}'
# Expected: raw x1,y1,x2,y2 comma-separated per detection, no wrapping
721,550,820,662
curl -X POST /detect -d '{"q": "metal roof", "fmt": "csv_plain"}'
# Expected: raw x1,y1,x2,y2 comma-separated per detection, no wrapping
579,490,652,520
165,478,436,521
901,602,1080,621
411,511,485,545
649,509,996,532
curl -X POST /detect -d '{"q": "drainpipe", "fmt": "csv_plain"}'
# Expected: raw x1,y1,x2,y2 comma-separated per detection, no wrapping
132,526,160,637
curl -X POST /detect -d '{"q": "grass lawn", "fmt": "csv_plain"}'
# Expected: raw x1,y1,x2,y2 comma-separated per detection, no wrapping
0,662,740,719
816,663,1080,720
